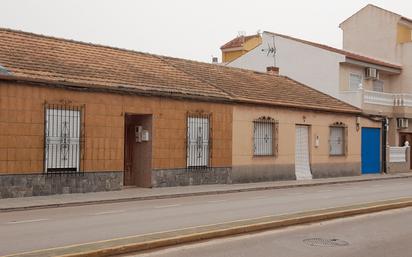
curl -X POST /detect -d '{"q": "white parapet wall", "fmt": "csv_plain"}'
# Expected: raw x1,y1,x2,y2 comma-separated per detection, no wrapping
387,146,410,173
389,146,408,162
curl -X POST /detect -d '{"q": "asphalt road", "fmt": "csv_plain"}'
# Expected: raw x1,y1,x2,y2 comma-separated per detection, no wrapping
131,207,412,257
1,178,412,255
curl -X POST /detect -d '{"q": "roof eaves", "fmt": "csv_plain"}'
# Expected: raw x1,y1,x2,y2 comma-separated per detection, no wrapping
234,97,361,115
0,73,233,103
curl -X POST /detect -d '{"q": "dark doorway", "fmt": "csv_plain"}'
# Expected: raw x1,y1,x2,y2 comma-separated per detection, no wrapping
124,114,153,187
399,133,412,169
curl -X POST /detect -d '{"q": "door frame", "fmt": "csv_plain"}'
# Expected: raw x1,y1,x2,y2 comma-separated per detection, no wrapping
294,124,312,179
123,113,153,187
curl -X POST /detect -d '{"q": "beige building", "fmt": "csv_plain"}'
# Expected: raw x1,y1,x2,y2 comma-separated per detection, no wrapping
222,6,412,174
166,57,378,181
340,4,412,149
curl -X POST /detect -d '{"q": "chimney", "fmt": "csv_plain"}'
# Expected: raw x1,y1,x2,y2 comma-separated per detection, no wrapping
266,66,279,75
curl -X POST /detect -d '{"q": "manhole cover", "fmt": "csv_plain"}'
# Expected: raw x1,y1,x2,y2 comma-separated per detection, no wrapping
303,238,349,247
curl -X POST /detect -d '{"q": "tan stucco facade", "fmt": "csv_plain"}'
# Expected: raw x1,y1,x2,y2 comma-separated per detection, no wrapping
0,82,232,176
231,104,380,182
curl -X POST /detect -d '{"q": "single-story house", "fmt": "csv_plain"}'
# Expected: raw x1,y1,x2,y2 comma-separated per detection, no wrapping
164,58,381,181
0,28,380,198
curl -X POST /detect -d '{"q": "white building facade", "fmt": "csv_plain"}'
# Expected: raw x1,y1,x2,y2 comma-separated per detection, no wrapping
222,5,412,174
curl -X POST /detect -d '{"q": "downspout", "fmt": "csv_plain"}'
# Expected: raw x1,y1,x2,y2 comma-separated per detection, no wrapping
382,117,388,174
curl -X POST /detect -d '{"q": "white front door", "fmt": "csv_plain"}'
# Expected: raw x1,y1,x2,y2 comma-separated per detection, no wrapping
295,125,312,180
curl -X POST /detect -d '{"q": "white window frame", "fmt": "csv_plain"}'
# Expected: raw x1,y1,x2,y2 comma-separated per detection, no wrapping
349,73,362,91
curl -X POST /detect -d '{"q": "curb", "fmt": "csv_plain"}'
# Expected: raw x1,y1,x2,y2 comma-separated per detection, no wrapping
0,174,412,213
1,174,412,213
4,197,412,257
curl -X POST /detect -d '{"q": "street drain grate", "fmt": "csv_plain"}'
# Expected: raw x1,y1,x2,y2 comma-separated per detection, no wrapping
303,238,349,247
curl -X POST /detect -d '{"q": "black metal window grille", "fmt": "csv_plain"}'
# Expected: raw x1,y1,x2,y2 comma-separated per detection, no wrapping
186,112,211,169
329,122,348,156
44,103,84,174
253,117,278,156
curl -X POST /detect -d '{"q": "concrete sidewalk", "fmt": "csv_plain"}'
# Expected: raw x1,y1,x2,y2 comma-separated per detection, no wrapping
1,173,411,212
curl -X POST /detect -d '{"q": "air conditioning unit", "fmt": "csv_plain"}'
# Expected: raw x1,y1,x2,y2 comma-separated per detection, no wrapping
397,118,409,129
365,67,379,80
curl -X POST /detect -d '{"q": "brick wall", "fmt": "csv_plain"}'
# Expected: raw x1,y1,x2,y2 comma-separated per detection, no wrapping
0,82,233,174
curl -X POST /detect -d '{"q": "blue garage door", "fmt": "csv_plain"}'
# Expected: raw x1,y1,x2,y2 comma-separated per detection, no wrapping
361,128,381,174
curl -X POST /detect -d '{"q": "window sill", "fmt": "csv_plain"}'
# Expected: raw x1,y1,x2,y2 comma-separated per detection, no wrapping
253,155,276,158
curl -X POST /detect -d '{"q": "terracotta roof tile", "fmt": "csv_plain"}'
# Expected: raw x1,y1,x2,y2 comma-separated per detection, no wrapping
220,35,259,50
163,57,360,113
0,28,360,114
0,28,230,99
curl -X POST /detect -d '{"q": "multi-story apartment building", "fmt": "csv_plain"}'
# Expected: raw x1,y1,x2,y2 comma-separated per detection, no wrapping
221,5,412,174
340,4,412,147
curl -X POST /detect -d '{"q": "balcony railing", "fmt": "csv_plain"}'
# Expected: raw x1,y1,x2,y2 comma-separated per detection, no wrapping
340,89,412,108
364,90,395,106
393,93,412,107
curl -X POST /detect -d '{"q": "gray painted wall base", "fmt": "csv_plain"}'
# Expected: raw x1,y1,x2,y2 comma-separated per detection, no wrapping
0,162,363,198
311,162,361,178
231,164,296,183
0,171,123,199
151,167,231,187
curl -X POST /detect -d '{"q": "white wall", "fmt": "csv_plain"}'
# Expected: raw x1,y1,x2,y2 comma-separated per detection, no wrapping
228,32,346,99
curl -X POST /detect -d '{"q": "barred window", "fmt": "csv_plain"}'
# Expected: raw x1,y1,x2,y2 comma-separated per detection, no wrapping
253,117,278,156
329,122,348,156
44,103,84,173
187,112,210,168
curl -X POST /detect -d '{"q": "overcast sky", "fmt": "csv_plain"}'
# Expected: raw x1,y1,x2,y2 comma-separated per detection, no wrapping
1,1,412,62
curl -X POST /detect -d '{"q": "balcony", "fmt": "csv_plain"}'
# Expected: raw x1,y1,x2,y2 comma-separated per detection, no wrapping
339,89,412,117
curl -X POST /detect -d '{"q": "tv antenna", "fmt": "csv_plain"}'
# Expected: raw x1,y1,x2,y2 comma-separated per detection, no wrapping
261,36,277,67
